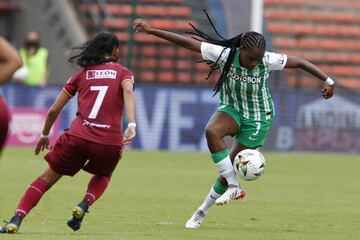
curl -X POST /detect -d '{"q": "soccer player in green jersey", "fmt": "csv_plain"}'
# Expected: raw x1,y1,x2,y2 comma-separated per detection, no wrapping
133,17,335,228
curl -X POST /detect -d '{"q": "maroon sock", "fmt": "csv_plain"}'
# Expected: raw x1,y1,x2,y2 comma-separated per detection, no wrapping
15,177,50,218
83,176,110,206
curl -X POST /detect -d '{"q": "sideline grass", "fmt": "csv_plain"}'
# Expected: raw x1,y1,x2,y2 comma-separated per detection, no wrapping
0,148,359,240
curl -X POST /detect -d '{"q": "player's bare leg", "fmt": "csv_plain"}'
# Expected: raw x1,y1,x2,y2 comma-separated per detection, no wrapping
186,113,242,228
208,120,245,206
205,112,240,190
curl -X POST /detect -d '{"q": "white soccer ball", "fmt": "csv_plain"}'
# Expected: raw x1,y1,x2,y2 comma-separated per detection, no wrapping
233,149,266,181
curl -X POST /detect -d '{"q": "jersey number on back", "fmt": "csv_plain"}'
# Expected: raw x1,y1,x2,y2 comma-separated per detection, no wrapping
89,85,108,119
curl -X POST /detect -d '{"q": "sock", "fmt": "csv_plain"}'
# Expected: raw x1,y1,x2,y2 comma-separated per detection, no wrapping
211,149,239,187
15,177,50,218
198,179,227,214
83,176,111,206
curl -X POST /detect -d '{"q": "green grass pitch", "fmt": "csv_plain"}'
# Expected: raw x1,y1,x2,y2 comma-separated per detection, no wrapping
0,148,359,240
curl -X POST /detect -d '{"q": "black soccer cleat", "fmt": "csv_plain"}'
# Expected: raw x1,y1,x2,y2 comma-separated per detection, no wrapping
67,199,89,231
0,215,23,234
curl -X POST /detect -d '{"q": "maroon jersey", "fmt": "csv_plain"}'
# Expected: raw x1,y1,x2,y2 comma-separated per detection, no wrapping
0,96,10,152
64,62,133,146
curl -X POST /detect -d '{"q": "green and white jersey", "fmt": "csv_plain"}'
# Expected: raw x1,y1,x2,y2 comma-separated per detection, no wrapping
201,42,287,121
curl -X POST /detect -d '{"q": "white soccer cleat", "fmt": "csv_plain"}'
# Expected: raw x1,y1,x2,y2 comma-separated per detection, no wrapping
215,186,246,206
185,210,206,229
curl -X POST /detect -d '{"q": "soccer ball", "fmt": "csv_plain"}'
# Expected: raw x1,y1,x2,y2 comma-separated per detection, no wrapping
233,149,266,181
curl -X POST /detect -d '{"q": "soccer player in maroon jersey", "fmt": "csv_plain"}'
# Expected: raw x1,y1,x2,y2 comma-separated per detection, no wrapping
0,32,136,234
0,36,22,155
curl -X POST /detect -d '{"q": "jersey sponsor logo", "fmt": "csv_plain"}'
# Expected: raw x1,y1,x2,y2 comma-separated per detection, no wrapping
86,70,117,80
83,119,111,128
227,68,261,84
239,76,261,84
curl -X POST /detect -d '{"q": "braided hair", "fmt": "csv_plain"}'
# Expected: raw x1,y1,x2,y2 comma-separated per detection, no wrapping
188,10,266,95
69,32,120,67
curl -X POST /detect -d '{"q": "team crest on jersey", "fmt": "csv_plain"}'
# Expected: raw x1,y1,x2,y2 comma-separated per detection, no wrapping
276,54,285,65
86,70,117,80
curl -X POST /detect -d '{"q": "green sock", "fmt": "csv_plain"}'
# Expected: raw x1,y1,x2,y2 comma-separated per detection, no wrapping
211,149,229,164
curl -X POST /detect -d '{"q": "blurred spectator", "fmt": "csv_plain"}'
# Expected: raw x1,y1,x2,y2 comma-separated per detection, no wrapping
14,31,49,87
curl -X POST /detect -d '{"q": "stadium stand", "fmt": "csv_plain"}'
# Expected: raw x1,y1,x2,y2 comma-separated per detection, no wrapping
72,0,214,85
0,0,21,41
264,0,360,89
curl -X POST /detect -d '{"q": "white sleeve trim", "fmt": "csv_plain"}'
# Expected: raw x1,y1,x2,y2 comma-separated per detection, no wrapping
201,42,230,63
265,51,288,71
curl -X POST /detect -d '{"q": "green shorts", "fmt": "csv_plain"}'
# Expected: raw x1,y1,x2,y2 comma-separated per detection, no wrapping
218,105,273,148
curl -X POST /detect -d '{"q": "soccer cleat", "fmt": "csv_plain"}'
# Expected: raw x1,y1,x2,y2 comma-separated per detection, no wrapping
67,199,89,231
0,215,23,234
0,221,7,233
185,210,206,229
215,186,246,206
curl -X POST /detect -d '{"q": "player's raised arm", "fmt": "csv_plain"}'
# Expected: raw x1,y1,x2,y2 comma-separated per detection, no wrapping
0,36,22,85
122,79,136,146
133,18,201,53
285,55,335,99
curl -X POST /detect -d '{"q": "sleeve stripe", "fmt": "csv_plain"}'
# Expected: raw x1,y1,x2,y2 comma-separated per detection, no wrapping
122,78,134,83
62,88,74,97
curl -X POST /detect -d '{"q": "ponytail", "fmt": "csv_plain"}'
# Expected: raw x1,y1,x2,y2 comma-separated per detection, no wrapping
69,32,119,67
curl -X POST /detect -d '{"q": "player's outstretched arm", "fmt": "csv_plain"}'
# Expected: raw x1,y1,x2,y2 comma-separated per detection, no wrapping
0,36,22,85
133,18,201,53
34,90,72,155
122,79,136,146
285,56,335,99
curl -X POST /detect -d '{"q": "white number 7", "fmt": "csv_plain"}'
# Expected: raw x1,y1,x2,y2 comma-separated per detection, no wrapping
88,86,108,119
253,122,261,136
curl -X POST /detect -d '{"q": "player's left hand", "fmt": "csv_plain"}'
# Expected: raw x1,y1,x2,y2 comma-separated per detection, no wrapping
322,84,335,99
34,137,50,155
123,127,136,146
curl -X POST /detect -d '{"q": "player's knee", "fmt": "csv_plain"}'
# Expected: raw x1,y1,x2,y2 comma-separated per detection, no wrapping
205,126,222,141
39,167,62,186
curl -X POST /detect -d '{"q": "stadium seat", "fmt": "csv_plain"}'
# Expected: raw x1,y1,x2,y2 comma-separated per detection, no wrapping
72,0,211,85
264,0,360,89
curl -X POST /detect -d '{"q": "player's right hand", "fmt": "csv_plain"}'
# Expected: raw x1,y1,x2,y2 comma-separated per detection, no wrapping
34,137,50,155
133,19,153,33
